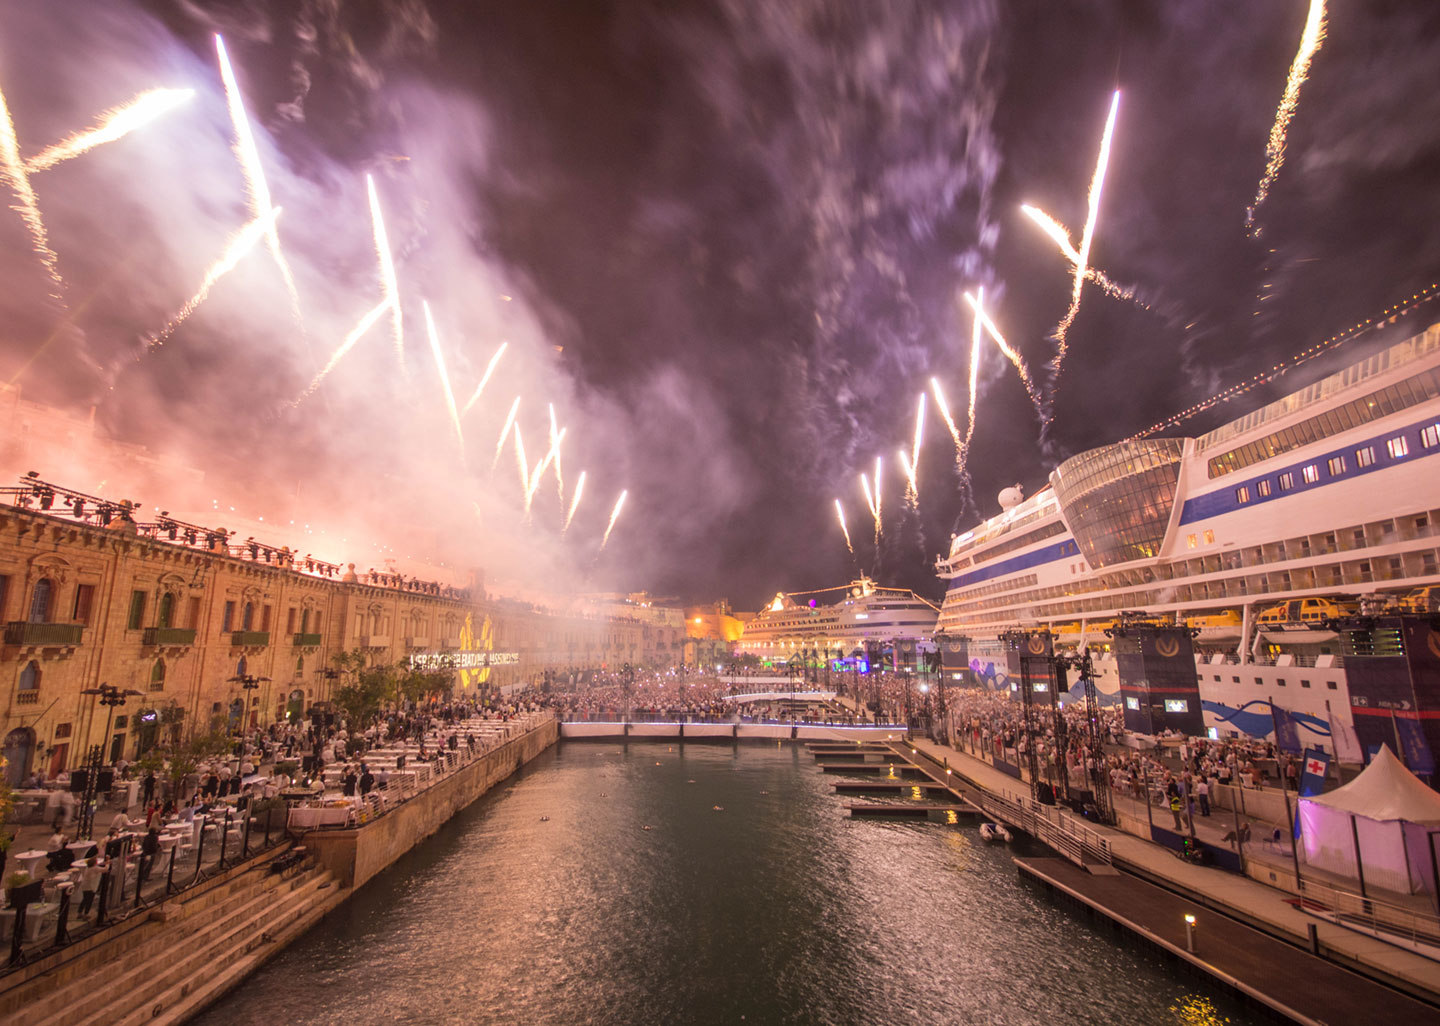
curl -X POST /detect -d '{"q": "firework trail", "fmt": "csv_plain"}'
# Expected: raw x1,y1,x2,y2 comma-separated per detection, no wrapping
963,290,1044,415
859,471,880,545
25,89,194,172
149,207,280,347
1051,90,1121,379
599,490,628,551
899,393,925,503
1020,205,1142,305
513,424,530,497
563,471,586,533
0,86,63,300
366,174,404,368
965,287,984,446
548,403,565,501
422,301,464,455
298,299,390,402
873,457,882,540
898,449,919,504
492,396,521,469
524,427,566,512
215,36,303,334
462,342,508,414
1247,0,1327,235
834,499,854,555
929,377,964,476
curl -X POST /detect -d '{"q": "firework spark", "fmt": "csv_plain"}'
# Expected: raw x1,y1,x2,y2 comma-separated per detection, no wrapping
366,174,404,368
929,377,964,476
149,207,280,347
215,36,303,332
0,86,63,300
966,288,984,445
963,290,1043,414
1247,0,1327,234
548,403,565,500
1051,90,1121,376
898,449,918,502
859,471,880,543
492,396,521,469
1020,204,1140,304
422,301,464,455
600,490,628,551
563,470,587,533
299,299,390,402
902,393,926,501
525,427,567,512
834,499,854,555
25,88,194,172
462,342,508,415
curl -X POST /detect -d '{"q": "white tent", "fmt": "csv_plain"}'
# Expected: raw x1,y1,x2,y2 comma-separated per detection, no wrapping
1298,745,1440,897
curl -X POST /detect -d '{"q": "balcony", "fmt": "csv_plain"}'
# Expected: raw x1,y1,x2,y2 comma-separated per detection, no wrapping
292,632,323,648
439,637,460,650
231,631,271,647
16,689,39,705
4,622,84,647
143,627,197,647
405,636,430,649
363,635,392,649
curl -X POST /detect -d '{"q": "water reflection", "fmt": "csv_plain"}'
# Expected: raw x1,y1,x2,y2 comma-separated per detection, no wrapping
193,742,1261,1026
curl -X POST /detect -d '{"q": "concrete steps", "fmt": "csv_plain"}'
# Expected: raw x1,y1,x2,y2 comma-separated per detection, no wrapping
26,859,342,1026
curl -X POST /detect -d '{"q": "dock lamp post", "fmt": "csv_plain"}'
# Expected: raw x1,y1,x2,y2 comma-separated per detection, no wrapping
1184,913,1197,953
227,674,272,734
77,684,143,839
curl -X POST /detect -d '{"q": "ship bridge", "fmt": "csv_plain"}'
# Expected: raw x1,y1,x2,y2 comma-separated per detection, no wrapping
1048,438,1187,569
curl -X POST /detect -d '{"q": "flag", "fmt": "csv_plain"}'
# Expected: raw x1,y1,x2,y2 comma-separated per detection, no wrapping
1393,715,1437,775
1270,700,1303,755
1328,705,1364,763
1298,748,1329,796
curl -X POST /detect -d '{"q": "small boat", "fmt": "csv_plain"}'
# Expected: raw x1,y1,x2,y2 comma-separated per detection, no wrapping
979,821,1013,844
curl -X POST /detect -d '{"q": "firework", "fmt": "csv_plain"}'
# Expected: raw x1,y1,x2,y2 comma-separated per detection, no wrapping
525,427,567,512
966,287,984,445
1051,90,1121,374
422,301,464,455
299,299,390,402
902,393,925,501
215,36,303,332
859,471,880,543
563,470,587,533
149,207,280,347
963,290,1043,412
834,499,854,555
513,424,529,497
600,489,628,551
462,342,508,414
492,396,521,469
366,174,404,368
0,86,63,300
1020,205,1138,304
930,377,964,477
548,402,565,500
26,88,194,172
898,449,918,502
1247,0,1327,234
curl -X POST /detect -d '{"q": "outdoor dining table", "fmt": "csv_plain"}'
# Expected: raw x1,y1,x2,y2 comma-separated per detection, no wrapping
66,840,98,859
13,850,47,877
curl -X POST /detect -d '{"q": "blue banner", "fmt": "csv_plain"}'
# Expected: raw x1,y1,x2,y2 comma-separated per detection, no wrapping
1394,717,1437,775
1298,748,1329,797
1271,702,1303,755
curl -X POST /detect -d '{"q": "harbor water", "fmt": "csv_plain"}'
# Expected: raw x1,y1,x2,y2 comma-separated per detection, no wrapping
191,742,1265,1026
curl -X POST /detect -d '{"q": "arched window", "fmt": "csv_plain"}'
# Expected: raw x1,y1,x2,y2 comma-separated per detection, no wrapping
300,608,310,633
28,578,53,623
235,656,248,678
242,602,255,631
295,655,305,676
18,661,40,691
150,659,166,690
159,593,175,629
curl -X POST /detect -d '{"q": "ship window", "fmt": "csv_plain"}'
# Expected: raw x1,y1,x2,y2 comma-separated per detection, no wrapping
1301,679,1311,688
1422,423,1440,449
1327,681,1337,690
1355,445,1375,468
1279,472,1295,491
1236,485,1250,504
1187,534,1197,549
1302,464,1320,484
1327,455,1346,477
1386,435,1409,459
1255,677,1263,685
1257,479,1272,498
1203,529,1215,544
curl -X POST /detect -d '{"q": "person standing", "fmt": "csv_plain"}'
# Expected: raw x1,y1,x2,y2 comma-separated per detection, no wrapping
139,827,160,882
1195,776,1211,817
78,859,104,916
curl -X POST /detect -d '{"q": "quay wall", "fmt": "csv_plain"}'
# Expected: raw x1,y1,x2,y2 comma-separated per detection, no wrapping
305,717,559,889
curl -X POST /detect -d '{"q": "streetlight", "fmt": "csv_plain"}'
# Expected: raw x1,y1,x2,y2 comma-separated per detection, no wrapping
77,684,143,839
228,673,272,734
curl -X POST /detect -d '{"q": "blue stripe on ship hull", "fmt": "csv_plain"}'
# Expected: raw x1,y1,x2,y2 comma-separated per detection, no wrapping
947,539,1079,590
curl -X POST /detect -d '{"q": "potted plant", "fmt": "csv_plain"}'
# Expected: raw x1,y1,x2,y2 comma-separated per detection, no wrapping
4,870,33,908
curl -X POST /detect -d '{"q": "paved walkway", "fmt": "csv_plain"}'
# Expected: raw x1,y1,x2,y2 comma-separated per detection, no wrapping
898,733,1440,999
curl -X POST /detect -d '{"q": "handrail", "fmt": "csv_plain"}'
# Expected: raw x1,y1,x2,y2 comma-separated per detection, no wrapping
1295,874,1440,955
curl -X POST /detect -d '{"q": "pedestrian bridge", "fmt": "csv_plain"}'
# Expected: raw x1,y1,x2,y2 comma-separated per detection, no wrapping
560,722,903,741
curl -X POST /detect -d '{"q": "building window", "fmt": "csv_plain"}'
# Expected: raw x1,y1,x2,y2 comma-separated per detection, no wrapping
222,600,235,632
188,596,202,629
1187,534,1197,549
1302,464,1320,484
0,574,8,620
149,659,166,692
158,592,175,629
242,602,255,631
1327,681,1337,690
286,607,297,634
1204,529,1215,544
18,660,40,691
72,584,95,624
1257,479,1272,498
261,604,272,632
1422,423,1440,449
1301,679,1311,688
29,577,54,623
127,589,147,630
1279,472,1295,491
1236,485,1251,504
1326,455,1346,477
1355,445,1376,468
1387,435,1409,459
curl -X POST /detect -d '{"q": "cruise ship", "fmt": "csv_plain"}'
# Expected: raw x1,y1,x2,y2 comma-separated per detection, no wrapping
935,321,1440,746
739,577,939,662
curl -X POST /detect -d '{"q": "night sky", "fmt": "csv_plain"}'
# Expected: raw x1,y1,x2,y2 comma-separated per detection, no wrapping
1,1,1438,608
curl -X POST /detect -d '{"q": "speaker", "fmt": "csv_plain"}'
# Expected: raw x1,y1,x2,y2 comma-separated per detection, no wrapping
69,768,88,793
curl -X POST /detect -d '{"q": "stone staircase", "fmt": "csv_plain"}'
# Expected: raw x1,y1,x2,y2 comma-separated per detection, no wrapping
2,844,346,1026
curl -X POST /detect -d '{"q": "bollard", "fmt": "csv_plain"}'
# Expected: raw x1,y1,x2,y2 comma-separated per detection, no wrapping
1184,914,1197,954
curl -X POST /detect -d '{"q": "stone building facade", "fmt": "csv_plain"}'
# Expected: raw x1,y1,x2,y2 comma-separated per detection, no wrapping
0,498,655,784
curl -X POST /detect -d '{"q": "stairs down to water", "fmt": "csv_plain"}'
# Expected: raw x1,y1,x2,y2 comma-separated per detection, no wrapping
5,844,347,1026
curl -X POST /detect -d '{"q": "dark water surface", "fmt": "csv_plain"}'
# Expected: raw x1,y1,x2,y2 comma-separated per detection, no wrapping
193,742,1263,1026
